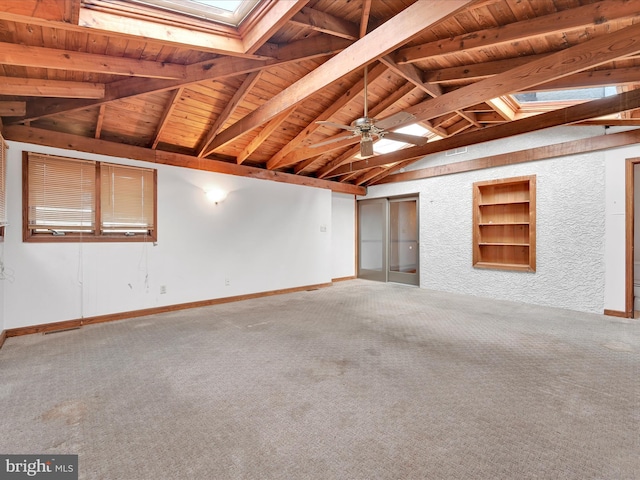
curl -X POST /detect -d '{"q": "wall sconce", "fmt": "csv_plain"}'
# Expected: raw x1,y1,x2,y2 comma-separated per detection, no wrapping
205,187,227,204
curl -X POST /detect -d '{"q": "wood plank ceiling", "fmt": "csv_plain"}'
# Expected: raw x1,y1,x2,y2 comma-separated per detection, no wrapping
1,0,640,195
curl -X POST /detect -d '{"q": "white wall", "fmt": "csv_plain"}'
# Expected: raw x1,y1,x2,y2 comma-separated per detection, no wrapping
364,126,613,314
3,141,355,329
331,193,355,279
603,144,640,312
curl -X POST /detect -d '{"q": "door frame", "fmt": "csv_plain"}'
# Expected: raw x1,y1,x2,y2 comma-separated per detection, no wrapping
625,157,640,318
357,194,419,286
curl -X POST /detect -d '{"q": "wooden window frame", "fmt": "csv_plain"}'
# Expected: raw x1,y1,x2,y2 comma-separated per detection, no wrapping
23,152,157,243
472,175,536,272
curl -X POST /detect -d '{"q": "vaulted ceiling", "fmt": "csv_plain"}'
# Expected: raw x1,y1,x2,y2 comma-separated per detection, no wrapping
1,0,640,195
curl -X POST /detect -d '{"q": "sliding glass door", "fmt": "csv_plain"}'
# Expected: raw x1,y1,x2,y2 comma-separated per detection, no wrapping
358,196,419,286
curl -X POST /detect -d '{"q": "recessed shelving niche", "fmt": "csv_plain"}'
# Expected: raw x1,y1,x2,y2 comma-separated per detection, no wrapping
472,175,536,272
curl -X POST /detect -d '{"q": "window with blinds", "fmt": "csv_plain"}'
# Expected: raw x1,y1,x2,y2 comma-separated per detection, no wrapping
101,163,155,233
0,133,6,235
23,152,156,242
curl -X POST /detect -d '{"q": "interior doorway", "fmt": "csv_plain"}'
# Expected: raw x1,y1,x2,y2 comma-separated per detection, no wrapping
625,158,640,317
358,196,419,286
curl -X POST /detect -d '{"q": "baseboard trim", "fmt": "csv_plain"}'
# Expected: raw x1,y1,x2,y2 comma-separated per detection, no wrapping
5,282,333,339
332,275,356,282
0,330,6,349
603,309,629,318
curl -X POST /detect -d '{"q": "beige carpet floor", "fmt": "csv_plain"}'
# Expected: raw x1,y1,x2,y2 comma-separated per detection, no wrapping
1,279,638,479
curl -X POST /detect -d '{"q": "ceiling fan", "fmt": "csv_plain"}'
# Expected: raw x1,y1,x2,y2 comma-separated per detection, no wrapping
311,65,427,157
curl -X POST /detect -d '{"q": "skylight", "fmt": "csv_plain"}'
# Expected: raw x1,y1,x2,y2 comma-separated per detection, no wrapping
513,87,618,104
129,0,261,26
373,124,430,155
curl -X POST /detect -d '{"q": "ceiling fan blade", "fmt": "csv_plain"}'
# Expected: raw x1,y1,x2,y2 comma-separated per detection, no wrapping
383,132,429,146
309,132,358,148
316,120,357,131
375,111,417,130
360,137,374,157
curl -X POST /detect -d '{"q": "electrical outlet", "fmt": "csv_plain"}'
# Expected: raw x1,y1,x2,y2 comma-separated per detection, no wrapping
225,278,230,286
160,285,167,294
320,224,327,232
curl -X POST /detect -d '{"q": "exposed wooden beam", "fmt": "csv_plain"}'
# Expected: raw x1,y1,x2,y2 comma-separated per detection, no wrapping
379,56,441,97
274,35,352,61
360,0,372,38
0,76,105,99
3,125,365,195
13,39,339,124
289,7,359,40
0,41,186,79
0,102,26,116
266,62,389,170
237,107,296,165
199,72,262,157
94,104,106,139
151,87,184,149
424,54,549,84
204,0,472,153
375,128,640,185
241,0,309,54
328,88,640,178
380,55,480,129
395,0,640,64
305,83,422,177
373,20,640,136
2,0,79,22
522,67,640,93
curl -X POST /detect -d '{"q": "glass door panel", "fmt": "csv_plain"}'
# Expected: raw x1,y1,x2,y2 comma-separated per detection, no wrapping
388,198,419,285
358,199,387,281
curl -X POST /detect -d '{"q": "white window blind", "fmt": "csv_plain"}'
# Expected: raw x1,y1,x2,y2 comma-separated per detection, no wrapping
27,153,96,231
0,133,6,226
101,163,155,232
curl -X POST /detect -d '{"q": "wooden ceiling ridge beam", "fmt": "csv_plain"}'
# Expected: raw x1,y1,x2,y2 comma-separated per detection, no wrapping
327,87,640,179
0,76,105,99
198,71,262,157
394,0,640,64
3,124,365,196
0,41,186,79
203,0,473,153
266,62,390,170
369,19,640,138
289,6,360,40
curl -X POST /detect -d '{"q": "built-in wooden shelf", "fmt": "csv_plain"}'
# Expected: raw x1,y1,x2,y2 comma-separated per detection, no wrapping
473,175,536,272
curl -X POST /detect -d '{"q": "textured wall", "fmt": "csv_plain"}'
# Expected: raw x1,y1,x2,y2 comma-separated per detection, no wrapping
364,127,607,313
